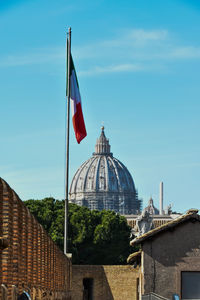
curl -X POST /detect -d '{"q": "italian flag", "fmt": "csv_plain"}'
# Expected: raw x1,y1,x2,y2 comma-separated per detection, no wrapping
70,55,87,144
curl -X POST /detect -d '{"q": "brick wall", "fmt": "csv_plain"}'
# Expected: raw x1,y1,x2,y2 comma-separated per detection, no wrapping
72,265,139,300
0,177,72,300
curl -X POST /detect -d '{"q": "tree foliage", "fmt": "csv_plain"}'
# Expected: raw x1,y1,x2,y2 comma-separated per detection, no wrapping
24,198,134,265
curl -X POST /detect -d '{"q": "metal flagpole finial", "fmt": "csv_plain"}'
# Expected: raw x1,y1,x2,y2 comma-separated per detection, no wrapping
67,27,71,37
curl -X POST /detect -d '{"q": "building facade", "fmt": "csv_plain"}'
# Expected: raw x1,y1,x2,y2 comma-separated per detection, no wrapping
128,209,200,300
69,127,141,214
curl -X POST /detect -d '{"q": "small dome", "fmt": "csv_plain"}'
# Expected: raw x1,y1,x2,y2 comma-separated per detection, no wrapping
143,197,159,215
69,127,141,214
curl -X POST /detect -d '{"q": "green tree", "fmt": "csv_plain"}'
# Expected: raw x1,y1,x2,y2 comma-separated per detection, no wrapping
24,198,133,264
25,198,65,249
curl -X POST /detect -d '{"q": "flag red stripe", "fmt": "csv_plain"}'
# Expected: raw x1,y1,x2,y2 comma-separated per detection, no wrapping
72,102,87,144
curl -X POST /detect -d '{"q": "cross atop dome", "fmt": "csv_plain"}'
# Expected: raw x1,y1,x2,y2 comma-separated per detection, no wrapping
94,126,112,155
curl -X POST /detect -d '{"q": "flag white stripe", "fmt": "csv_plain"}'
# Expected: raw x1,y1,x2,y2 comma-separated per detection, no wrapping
70,70,81,117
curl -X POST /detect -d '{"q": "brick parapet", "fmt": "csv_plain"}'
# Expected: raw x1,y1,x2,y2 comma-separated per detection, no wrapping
0,177,71,300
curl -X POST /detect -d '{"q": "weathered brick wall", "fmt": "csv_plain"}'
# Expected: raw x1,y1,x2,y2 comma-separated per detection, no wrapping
72,265,139,300
0,177,72,300
142,220,200,299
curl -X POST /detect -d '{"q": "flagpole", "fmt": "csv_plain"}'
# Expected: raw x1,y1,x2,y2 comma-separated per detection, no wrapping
64,27,71,255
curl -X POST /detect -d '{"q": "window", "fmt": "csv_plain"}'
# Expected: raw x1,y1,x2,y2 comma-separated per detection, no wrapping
182,271,200,299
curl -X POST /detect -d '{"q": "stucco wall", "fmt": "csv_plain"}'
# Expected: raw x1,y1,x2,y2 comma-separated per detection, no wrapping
72,265,139,300
142,220,200,299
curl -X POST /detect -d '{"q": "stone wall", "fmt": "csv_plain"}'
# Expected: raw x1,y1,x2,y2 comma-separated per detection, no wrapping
0,177,72,300
72,265,139,300
142,220,200,299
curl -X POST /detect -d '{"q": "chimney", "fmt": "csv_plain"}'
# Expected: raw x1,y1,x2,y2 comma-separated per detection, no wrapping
159,182,163,215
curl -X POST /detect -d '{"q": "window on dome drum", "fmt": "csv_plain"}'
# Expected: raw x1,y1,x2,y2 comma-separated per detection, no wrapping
182,271,200,300
83,278,93,300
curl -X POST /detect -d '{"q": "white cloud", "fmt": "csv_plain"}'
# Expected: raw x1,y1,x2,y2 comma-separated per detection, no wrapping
169,46,200,59
75,29,200,76
127,29,169,44
79,63,143,76
1,28,200,75
0,47,64,67
73,29,169,59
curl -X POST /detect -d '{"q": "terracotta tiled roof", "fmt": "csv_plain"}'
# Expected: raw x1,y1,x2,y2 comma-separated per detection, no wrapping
130,209,199,246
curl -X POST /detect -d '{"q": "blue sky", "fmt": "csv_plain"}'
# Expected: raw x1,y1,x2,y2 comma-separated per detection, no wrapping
0,0,200,213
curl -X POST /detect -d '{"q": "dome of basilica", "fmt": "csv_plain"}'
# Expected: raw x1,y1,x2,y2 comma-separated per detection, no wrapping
69,127,141,214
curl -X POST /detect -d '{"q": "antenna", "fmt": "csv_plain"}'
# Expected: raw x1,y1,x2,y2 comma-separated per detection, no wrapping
159,182,163,215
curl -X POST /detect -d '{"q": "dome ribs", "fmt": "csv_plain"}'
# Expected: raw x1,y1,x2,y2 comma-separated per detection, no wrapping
94,156,101,191
70,160,89,195
83,157,96,192
104,156,109,192
114,159,135,192
109,157,120,192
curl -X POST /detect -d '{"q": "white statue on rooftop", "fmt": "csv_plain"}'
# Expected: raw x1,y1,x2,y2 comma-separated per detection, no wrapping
132,210,154,238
